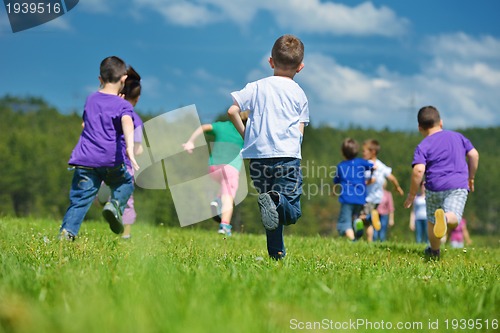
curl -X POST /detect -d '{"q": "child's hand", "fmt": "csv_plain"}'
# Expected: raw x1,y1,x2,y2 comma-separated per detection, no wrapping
468,179,475,192
126,148,140,171
182,141,195,154
403,195,414,208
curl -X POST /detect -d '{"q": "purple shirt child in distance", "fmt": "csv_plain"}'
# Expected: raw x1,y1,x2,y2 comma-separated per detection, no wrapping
412,130,475,192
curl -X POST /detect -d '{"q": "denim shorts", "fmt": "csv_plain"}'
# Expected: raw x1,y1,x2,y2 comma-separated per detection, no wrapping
425,189,468,223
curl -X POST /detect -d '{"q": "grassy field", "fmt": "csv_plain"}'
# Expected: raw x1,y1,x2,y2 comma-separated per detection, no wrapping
0,217,498,333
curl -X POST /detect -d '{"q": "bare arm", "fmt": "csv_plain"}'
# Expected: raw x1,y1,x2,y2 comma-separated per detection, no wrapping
404,163,425,208
182,124,213,153
122,115,139,171
409,210,416,231
228,102,245,138
466,148,479,192
134,143,143,156
387,173,404,196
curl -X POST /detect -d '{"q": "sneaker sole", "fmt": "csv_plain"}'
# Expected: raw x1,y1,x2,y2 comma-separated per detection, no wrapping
102,204,124,234
258,193,279,231
434,208,447,239
371,209,381,231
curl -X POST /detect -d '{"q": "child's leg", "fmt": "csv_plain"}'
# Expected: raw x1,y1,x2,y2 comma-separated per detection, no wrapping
377,214,389,241
104,164,134,213
121,165,137,238
427,221,441,251
266,226,285,259
250,158,299,258
337,204,355,240
270,158,302,225
219,165,240,225
122,194,136,225
60,167,101,236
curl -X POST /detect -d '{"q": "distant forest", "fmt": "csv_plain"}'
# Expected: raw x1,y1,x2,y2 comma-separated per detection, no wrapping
1,96,498,240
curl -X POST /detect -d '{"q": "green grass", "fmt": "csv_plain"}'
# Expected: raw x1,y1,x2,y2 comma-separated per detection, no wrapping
0,217,498,333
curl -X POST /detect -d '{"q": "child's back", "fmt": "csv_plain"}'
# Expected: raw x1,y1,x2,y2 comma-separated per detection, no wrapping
70,92,133,168
413,130,473,191
334,157,372,205
232,76,308,159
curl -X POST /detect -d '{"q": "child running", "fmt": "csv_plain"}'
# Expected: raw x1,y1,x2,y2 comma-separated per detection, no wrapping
182,112,248,236
59,56,139,240
333,138,373,241
228,34,309,260
404,106,479,259
360,139,404,242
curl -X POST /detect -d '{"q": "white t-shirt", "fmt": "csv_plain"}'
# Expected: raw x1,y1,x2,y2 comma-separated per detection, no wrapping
231,76,309,159
365,159,392,204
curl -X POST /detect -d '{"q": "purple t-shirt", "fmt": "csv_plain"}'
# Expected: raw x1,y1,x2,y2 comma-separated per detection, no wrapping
412,130,474,191
122,112,143,168
68,92,134,168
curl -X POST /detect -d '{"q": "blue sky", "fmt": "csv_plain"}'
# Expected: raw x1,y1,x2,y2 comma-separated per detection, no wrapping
1,0,500,130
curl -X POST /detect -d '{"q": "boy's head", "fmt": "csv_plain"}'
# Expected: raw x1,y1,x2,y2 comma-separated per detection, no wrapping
341,138,359,160
270,35,304,71
417,106,442,130
362,139,380,160
99,56,127,84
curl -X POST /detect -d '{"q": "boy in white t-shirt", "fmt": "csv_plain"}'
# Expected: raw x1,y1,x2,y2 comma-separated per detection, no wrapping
228,34,309,260
360,139,404,241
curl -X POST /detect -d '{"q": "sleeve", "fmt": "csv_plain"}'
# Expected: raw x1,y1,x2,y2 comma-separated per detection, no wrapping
383,163,393,178
133,113,143,143
231,82,256,111
299,98,309,126
461,134,474,153
412,145,426,167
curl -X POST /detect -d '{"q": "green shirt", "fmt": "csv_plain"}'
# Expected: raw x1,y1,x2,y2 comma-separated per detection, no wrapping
208,121,244,170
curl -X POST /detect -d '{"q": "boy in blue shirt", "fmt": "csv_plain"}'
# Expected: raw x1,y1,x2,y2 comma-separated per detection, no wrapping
228,34,309,260
333,138,373,241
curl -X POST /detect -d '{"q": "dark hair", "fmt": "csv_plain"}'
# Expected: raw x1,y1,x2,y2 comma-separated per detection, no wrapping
417,106,441,130
100,56,127,84
121,80,141,101
271,35,304,70
363,139,380,154
341,138,359,160
120,66,141,101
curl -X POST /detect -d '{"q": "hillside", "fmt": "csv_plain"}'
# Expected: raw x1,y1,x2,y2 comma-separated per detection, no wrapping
0,96,498,240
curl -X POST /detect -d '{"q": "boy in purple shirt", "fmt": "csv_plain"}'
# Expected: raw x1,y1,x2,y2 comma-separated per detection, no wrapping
404,106,479,259
59,56,139,240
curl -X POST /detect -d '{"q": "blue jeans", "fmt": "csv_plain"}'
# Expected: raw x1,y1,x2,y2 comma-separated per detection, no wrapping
60,165,134,236
249,158,302,259
415,219,429,243
337,203,362,235
373,214,389,241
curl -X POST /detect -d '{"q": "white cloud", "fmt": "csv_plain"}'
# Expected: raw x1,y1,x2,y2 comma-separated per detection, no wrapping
425,32,500,60
272,0,409,36
131,0,408,36
285,33,500,129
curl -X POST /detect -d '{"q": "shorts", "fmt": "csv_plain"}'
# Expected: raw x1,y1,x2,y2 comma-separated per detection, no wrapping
425,189,468,224
209,164,240,198
362,202,378,216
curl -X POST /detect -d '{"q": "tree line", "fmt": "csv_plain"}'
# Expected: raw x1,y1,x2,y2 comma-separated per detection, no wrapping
1,96,498,240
